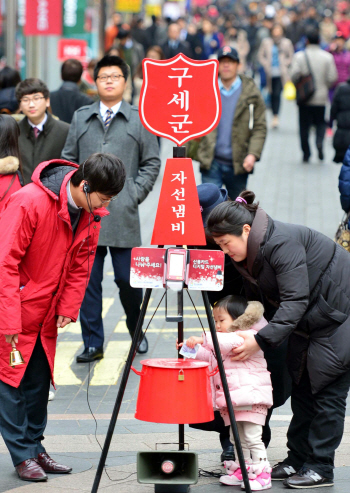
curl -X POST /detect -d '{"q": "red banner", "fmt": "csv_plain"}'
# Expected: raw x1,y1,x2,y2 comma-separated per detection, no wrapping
151,158,206,246
58,39,87,62
24,0,63,36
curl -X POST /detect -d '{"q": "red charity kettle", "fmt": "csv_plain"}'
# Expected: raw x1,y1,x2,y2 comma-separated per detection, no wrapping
131,358,218,424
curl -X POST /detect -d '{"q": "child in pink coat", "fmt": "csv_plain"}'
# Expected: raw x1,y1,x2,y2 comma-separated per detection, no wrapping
180,295,273,491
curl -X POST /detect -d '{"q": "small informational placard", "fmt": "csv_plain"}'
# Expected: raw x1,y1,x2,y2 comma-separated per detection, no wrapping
130,248,166,289
186,250,225,291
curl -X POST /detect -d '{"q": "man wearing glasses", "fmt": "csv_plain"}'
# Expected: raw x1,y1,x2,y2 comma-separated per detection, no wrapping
16,79,70,185
62,55,161,362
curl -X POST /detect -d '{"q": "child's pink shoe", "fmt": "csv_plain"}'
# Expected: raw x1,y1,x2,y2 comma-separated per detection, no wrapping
241,464,272,491
220,460,243,485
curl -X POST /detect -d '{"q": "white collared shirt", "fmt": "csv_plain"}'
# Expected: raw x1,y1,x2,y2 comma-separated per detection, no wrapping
100,101,122,122
28,112,48,132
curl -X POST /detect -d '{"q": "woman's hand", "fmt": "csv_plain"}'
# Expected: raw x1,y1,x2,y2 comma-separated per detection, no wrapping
230,331,260,361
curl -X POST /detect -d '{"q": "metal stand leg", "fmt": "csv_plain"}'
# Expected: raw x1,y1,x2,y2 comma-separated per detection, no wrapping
91,288,152,493
178,291,185,452
202,291,252,493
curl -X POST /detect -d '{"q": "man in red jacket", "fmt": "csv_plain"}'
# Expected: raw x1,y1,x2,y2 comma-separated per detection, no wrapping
0,153,125,482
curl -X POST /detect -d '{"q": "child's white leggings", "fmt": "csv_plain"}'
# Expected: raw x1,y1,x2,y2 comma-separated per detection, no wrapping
230,421,268,463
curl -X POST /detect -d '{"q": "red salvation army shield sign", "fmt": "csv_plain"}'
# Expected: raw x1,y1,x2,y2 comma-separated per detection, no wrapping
140,53,221,146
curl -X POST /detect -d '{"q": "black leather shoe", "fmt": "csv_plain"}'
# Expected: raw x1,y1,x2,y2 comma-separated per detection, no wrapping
318,148,324,161
76,347,104,363
283,467,334,488
137,335,148,354
220,445,235,463
271,461,297,480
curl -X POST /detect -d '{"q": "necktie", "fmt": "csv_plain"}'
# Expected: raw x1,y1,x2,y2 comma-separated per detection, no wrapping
33,127,40,138
104,109,113,129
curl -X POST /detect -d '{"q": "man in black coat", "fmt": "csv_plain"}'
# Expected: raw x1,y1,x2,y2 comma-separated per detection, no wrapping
331,79,350,163
207,193,350,489
50,59,93,124
16,79,70,184
161,22,192,59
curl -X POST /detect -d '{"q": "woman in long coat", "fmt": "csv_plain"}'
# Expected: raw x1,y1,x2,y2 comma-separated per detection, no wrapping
206,190,350,489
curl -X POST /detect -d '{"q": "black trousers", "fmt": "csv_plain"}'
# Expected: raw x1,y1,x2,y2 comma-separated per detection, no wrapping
286,367,350,479
80,246,143,348
299,105,326,159
0,336,50,466
271,76,283,116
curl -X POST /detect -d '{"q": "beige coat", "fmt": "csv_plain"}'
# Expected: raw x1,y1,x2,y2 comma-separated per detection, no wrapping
258,37,294,91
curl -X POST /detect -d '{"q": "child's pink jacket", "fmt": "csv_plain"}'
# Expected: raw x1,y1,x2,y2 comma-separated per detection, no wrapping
194,302,273,422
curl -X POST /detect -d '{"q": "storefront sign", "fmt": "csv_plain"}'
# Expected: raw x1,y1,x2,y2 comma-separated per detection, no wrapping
58,38,87,61
25,0,62,36
63,0,86,36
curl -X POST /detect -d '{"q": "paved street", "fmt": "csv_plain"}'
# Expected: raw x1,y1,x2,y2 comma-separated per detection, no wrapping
1,100,349,493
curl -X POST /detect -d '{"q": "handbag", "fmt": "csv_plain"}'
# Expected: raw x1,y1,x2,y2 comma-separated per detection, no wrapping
283,81,296,101
294,52,315,106
334,213,350,253
0,174,16,203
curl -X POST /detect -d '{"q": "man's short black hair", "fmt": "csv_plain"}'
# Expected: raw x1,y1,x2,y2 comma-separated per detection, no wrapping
61,59,83,83
15,78,50,102
71,153,126,197
306,27,320,44
94,56,129,82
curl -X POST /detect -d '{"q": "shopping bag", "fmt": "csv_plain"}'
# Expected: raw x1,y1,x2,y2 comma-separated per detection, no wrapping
283,81,296,101
335,213,350,252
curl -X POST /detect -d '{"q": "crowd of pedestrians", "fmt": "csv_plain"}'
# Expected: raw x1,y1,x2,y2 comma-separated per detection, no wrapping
1,0,350,490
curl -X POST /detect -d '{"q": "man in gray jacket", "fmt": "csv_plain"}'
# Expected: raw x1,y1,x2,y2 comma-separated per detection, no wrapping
61,55,160,361
291,28,337,163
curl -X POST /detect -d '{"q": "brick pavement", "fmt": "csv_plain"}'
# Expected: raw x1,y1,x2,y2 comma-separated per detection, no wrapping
1,100,349,493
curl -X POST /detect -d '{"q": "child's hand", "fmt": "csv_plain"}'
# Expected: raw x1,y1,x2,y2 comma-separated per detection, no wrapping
185,336,203,348
176,339,184,350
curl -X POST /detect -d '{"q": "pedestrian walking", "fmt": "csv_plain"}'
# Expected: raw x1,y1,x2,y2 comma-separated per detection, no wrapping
258,24,294,129
291,28,337,162
188,46,266,200
178,296,273,491
338,146,350,224
0,66,21,114
0,153,126,482
161,22,192,59
50,59,93,124
15,79,70,184
207,190,350,488
62,55,160,362
0,114,23,212
331,78,350,162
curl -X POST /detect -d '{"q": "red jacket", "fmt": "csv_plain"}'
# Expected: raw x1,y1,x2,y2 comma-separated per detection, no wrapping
0,156,22,213
0,159,108,387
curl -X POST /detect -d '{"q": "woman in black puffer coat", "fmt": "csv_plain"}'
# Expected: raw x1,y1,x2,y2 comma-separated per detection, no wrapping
331,79,350,163
207,190,350,489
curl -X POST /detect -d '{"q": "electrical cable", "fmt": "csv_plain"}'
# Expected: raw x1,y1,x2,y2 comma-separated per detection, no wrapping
186,290,207,337
198,468,224,478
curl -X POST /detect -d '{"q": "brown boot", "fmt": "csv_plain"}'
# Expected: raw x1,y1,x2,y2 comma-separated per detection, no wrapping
16,458,48,482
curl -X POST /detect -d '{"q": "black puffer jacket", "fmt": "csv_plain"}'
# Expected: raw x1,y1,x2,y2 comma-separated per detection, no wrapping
331,80,350,163
233,208,350,394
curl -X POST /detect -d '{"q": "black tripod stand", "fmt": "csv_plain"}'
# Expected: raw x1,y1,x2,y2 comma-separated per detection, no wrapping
91,286,252,493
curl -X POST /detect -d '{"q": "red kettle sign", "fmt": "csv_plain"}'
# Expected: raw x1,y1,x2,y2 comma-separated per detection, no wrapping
140,54,221,146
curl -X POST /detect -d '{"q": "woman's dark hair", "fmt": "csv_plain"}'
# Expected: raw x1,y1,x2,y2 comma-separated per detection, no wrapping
134,46,165,80
306,27,320,45
214,295,248,320
0,67,21,89
15,78,50,102
94,55,129,82
0,114,23,174
207,190,258,237
71,153,126,197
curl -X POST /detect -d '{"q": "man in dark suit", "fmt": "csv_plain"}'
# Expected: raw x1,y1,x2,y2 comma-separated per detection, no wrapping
16,79,70,184
50,59,93,124
161,22,192,59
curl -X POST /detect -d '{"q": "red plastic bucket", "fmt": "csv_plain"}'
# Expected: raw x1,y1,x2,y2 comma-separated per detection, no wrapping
131,358,217,424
